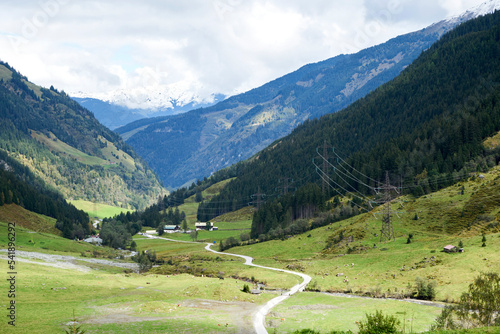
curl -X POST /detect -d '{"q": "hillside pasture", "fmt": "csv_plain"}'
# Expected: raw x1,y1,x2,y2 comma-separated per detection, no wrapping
69,199,133,219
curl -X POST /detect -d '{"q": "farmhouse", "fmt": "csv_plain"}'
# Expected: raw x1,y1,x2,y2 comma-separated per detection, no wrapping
195,222,217,231
164,225,180,233
443,245,457,253
83,236,102,245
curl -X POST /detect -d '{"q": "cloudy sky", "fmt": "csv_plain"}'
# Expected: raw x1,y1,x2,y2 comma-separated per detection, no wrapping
0,0,489,108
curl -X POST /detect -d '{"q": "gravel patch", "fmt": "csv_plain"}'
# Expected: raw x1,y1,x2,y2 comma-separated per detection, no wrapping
0,249,139,272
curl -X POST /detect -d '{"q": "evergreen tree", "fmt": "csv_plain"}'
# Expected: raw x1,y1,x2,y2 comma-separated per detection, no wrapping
195,190,203,202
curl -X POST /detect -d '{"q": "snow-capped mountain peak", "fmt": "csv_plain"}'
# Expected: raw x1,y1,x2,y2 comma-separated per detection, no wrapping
72,80,219,112
447,0,500,24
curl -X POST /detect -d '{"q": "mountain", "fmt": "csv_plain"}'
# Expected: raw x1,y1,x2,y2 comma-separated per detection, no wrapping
0,62,165,210
71,97,148,130
72,93,226,130
117,2,497,189
197,9,500,226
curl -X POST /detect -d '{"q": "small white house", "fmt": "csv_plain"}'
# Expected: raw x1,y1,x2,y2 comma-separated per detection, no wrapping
195,222,217,231
83,237,102,245
164,225,180,233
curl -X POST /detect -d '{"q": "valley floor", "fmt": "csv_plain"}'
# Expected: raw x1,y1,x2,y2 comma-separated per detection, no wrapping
0,236,466,334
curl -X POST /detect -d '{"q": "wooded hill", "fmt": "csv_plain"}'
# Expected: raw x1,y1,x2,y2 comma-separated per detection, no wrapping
0,150,90,239
0,63,165,210
117,15,468,189
198,10,500,235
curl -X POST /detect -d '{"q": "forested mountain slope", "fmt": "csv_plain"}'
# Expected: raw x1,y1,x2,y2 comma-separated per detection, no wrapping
118,15,470,189
0,150,90,239
0,63,165,209
198,10,500,221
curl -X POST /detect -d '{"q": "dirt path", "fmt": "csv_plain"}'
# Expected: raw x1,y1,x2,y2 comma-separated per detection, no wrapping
203,243,311,334
147,235,311,334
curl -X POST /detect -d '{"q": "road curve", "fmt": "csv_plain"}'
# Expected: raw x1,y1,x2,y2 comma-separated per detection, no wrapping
144,235,311,333
203,243,311,334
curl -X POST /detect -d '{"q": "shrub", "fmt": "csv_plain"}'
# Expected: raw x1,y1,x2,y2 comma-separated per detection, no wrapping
432,272,500,329
240,232,250,241
357,310,400,334
414,277,436,300
132,250,157,273
431,305,457,331
242,284,250,293
456,272,500,326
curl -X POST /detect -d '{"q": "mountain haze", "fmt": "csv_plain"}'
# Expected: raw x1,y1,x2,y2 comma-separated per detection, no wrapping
117,9,487,189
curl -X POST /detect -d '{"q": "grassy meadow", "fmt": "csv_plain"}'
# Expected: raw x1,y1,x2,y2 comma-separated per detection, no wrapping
30,130,109,166
0,204,61,236
0,221,118,257
267,292,443,333
0,220,285,334
155,221,251,244
69,200,133,219
3,261,277,334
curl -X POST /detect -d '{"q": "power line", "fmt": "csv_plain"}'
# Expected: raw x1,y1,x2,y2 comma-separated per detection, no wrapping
314,159,370,213
315,151,378,201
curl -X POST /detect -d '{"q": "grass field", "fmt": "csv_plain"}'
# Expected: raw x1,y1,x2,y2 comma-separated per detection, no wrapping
152,220,251,244
0,64,13,80
179,179,240,225
177,201,199,224
70,200,133,219
3,261,277,334
98,135,137,171
267,292,443,333
230,214,500,303
0,221,119,257
133,235,300,290
0,221,278,333
0,204,61,236
28,131,139,174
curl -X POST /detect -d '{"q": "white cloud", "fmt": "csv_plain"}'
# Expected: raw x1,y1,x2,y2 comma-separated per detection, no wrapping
0,0,489,108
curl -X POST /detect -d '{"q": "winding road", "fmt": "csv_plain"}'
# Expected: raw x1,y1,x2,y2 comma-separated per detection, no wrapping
146,235,311,333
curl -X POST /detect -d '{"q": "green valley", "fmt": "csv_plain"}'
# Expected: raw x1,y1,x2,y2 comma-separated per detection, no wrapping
2,163,500,333
1,6,500,334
